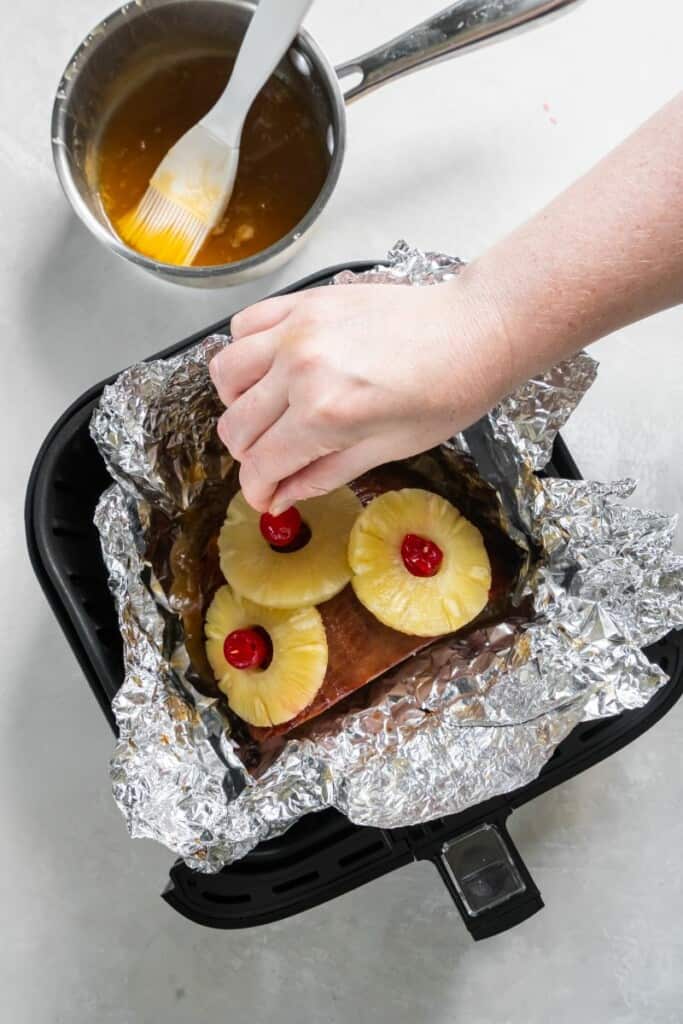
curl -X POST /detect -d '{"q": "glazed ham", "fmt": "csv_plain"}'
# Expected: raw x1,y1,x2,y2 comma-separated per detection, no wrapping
165,458,521,745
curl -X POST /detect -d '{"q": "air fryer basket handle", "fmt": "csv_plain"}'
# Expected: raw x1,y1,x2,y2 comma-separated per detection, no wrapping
432,812,543,940
335,0,584,104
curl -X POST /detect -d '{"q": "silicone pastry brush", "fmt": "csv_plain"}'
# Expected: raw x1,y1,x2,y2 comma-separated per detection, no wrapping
120,0,313,265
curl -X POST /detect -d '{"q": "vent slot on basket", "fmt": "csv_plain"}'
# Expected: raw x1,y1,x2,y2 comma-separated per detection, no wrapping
338,839,386,869
272,870,320,894
202,890,252,906
52,523,88,540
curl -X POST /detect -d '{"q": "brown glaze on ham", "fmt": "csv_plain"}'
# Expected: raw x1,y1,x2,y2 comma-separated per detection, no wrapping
158,457,522,751
248,586,433,742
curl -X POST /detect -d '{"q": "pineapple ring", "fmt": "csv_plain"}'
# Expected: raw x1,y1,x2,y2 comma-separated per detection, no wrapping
218,487,362,609
348,488,492,637
205,585,328,727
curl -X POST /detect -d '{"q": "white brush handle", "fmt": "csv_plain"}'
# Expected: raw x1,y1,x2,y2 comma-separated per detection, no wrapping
202,0,314,147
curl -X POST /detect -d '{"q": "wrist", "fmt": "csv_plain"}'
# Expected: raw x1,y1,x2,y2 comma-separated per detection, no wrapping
438,262,520,420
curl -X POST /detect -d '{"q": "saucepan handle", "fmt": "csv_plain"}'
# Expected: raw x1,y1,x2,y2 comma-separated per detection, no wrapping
335,0,584,104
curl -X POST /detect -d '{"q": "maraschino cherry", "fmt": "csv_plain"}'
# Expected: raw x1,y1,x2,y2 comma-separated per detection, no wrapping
401,533,443,577
223,628,272,670
259,506,303,548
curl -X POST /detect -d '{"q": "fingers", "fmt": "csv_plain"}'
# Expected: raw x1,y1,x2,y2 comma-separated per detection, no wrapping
210,292,305,405
209,330,276,406
269,438,389,514
238,408,337,512
216,368,289,459
229,294,297,340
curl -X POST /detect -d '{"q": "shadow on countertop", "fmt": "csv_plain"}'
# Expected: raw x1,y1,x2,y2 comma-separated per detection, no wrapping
18,204,289,397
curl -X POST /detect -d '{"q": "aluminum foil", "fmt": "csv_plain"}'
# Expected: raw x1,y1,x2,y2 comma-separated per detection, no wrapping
91,241,683,871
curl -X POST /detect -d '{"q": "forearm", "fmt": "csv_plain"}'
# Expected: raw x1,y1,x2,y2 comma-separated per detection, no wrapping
462,91,683,384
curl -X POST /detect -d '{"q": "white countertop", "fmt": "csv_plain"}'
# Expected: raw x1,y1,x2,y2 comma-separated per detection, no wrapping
3,1,683,1021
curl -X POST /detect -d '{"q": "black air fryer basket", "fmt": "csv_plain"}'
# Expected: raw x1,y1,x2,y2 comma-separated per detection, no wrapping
26,264,683,941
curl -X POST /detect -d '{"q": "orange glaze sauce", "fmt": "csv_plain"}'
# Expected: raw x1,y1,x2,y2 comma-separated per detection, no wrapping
97,54,329,266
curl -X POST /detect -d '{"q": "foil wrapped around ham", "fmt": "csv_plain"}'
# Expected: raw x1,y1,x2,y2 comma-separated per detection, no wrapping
91,241,683,872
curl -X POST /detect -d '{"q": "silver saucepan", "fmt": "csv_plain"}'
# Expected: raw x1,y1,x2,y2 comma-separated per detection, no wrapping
52,0,583,288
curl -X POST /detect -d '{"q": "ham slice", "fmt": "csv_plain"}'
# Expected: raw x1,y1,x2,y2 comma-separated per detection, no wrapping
164,458,521,746
248,585,433,741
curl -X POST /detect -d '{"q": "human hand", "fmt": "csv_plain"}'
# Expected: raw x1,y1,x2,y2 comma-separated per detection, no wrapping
209,273,513,513
209,95,683,514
